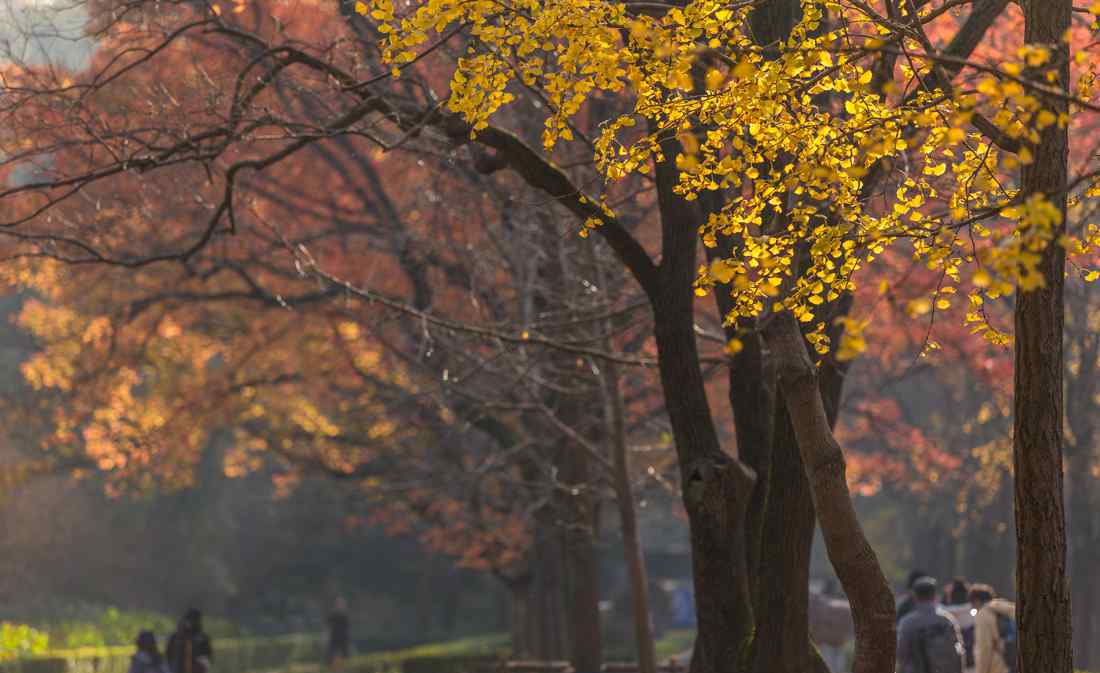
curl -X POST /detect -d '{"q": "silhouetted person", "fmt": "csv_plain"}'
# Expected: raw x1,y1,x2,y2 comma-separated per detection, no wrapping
129,631,169,673
326,598,350,670
897,569,929,623
166,609,213,673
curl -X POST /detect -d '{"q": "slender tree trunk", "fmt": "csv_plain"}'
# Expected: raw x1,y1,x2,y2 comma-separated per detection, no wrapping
508,575,537,658
1015,3,1073,672
563,448,603,673
532,517,570,661
604,361,658,673
1068,463,1096,671
764,311,895,673
1065,286,1097,672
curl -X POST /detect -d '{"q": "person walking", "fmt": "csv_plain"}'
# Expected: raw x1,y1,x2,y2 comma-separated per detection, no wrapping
166,609,214,673
969,584,1016,673
896,576,965,673
897,569,930,624
326,598,351,670
129,631,169,673
940,579,975,672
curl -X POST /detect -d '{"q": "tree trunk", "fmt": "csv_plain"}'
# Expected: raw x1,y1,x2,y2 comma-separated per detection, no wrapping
1014,2,1073,673
655,308,755,673
1068,463,1097,671
508,574,537,658
764,311,895,673
749,399,817,673
532,518,570,661
604,361,658,673
562,448,603,673
1065,285,1097,671
650,131,756,673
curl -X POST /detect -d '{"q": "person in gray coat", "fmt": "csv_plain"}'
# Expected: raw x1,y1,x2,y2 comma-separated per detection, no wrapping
897,577,965,673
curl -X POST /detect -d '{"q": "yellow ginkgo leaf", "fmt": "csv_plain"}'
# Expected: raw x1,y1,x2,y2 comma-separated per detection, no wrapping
907,298,932,317
709,259,736,284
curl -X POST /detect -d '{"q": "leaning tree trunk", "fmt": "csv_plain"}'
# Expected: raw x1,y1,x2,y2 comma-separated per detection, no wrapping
764,312,895,673
1014,2,1073,672
603,361,658,673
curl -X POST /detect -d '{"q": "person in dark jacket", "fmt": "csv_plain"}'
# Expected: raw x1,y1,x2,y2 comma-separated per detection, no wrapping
129,631,168,673
897,569,930,623
166,609,214,673
326,598,350,670
897,577,965,673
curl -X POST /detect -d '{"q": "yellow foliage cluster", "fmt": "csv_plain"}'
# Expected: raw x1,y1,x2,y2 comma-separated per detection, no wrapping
363,0,1100,357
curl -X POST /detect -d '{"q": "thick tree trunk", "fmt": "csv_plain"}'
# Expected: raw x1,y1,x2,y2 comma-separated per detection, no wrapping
698,195,774,639
654,309,755,673
749,399,817,673
604,362,658,673
1014,3,1073,673
764,311,895,673
651,137,755,673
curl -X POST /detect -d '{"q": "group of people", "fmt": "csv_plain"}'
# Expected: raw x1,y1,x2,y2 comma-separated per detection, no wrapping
128,609,215,673
896,572,1017,673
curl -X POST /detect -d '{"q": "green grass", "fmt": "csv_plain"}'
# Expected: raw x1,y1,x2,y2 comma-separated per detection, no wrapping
261,634,510,673
41,633,325,660
13,627,680,673
653,630,694,660
1,633,507,673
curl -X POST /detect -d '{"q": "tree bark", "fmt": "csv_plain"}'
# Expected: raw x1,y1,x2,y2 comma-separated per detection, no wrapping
748,399,817,673
562,448,603,673
532,517,570,661
507,574,537,658
651,136,755,673
764,311,895,673
1014,2,1073,673
1068,464,1096,671
604,361,658,673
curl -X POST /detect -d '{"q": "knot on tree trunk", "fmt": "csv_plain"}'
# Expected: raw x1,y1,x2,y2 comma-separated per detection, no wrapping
683,454,755,517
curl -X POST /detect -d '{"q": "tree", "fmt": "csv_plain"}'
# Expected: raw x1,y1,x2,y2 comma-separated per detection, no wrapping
0,9,671,659
1012,3,1073,672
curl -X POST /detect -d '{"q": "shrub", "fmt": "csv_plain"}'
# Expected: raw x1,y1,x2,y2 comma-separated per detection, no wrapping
0,624,49,662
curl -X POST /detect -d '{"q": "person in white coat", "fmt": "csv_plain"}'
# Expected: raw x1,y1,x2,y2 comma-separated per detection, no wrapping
969,584,1016,673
